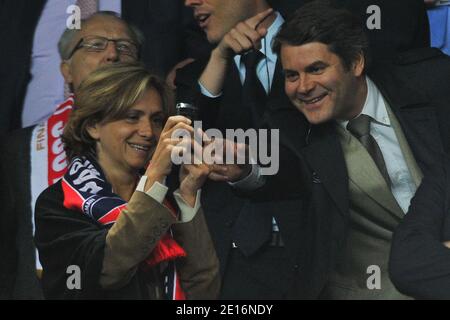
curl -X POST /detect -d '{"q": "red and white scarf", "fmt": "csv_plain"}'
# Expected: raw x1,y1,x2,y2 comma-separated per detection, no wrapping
30,96,74,270
61,155,187,299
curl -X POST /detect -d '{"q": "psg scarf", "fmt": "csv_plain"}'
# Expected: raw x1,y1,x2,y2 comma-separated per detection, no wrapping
61,155,187,299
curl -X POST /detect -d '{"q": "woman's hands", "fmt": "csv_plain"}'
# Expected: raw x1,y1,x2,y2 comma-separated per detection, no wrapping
143,115,193,191
143,115,210,207
143,116,254,207
179,162,210,208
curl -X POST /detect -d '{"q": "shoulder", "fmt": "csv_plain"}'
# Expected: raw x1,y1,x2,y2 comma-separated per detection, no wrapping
394,47,449,66
175,57,209,82
370,48,450,96
35,181,64,215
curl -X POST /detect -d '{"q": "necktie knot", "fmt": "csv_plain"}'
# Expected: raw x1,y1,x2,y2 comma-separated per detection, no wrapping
346,114,371,138
346,114,392,187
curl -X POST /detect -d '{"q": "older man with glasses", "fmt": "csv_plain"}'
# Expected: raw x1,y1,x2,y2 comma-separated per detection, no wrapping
0,11,142,300
58,11,142,92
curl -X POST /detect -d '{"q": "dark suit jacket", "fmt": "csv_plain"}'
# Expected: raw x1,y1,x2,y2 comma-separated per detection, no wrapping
262,48,450,298
0,127,38,299
389,156,450,299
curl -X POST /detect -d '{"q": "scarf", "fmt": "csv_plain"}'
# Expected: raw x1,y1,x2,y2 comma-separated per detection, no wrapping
31,96,74,270
61,155,187,299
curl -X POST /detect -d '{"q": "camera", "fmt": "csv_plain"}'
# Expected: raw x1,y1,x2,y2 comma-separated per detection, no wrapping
175,102,199,122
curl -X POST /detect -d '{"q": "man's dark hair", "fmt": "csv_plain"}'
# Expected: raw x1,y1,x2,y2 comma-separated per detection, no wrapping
273,0,371,71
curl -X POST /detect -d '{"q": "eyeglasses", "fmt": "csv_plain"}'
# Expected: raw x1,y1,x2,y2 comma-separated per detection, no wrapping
67,36,139,59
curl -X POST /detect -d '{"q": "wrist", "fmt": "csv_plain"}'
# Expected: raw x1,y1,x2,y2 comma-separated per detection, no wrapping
179,189,197,208
211,46,230,63
144,172,166,191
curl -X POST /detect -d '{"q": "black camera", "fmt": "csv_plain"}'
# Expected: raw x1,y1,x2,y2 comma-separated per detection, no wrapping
175,102,199,122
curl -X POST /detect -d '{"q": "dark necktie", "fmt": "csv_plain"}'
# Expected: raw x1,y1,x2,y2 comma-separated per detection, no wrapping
241,50,267,127
347,114,392,186
231,52,272,256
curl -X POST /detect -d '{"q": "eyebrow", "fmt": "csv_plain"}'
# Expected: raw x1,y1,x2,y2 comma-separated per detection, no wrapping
283,60,330,74
283,69,298,75
304,61,329,72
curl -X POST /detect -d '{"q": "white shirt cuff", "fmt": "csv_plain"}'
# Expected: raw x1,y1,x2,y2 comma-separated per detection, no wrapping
199,81,222,98
173,189,202,223
228,164,266,191
136,175,168,204
136,176,201,222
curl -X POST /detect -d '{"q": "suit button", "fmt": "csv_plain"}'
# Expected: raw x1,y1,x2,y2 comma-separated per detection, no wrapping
225,220,234,228
293,264,300,271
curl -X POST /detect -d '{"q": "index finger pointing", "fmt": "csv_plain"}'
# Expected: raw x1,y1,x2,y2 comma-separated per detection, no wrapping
246,8,273,30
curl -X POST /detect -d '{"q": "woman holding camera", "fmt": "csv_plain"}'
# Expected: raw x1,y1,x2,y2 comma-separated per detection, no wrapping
34,63,220,300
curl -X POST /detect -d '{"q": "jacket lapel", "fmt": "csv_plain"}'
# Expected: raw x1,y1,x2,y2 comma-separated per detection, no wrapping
336,126,404,220
269,104,349,218
300,124,350,218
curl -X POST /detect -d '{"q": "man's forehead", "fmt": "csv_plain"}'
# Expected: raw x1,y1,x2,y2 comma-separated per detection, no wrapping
80,15,130,38
281,43,336,64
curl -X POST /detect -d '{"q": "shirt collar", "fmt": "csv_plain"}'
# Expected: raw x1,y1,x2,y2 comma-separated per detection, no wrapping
339,76,390,128
262,11,284,63
362,76,390,126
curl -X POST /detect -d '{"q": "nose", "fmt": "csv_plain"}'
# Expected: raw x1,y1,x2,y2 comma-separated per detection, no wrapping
184,0,202,7
104,41,120,63
297,74,315,96
138,119,153,139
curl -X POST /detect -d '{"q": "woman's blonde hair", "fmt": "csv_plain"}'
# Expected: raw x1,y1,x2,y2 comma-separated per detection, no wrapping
62,62,173,160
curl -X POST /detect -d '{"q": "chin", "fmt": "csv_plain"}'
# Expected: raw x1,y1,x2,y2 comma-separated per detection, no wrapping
207,33,220,44
303,110,332,125
206,27,226,44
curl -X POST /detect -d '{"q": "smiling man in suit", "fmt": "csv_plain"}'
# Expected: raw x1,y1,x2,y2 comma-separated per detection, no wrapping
261,1,450,298
174,0,436,299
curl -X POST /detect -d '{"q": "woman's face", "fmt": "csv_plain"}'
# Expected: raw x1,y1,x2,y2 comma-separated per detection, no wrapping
88,88,166,177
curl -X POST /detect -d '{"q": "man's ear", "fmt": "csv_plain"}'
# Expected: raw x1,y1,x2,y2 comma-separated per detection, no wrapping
352,53,365,77
60,61,73,84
